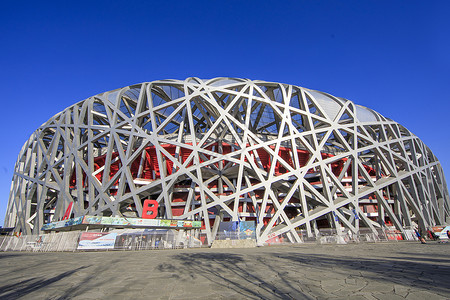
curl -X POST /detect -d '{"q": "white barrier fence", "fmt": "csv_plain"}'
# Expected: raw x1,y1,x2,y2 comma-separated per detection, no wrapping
264,228,419,245
0,227,420,252
0,231,80,252
0,229,204,252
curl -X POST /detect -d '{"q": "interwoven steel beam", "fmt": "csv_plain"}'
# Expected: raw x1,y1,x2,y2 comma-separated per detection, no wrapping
5,77,450,245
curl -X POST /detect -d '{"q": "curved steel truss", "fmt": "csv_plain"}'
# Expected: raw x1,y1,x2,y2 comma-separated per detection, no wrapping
5,77,450,244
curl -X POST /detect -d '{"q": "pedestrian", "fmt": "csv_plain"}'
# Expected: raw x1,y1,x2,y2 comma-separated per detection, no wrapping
415,228,426,244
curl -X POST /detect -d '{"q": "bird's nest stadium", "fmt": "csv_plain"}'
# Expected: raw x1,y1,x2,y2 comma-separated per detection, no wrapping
4,77,450,246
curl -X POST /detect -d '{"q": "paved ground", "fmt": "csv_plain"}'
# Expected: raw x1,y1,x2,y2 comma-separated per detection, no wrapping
0,241,449,299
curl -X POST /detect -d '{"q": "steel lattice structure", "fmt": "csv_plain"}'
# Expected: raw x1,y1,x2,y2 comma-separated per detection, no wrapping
5,77,450,244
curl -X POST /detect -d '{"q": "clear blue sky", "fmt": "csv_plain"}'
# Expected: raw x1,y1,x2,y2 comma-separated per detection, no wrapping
1,1,449,226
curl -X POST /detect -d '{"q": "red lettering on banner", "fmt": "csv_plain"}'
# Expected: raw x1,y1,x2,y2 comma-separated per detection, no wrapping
142,200,158,219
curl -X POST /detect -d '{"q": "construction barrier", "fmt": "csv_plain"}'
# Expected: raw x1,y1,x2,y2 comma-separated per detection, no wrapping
0,229,203,252
0,227,421,252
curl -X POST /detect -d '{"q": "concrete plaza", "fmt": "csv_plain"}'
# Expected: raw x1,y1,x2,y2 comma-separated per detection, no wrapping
0,241,449,299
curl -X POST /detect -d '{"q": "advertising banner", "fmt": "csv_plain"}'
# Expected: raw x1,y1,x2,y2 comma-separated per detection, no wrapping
42,217,84,230
82,216,102,225
54,220,68,228
128,218,160,227
436,226,450,240
100,217,130,226
41,220,66,230
42,216,202,231
65,216,84,227
219,221,238,232
77,232,118,250
160,220,171,227
239,221,256,239
42,222,57,231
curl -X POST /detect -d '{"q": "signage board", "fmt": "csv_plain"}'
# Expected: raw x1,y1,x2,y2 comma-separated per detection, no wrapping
78,232,118,250
128,218,160,227
436,226,450,240
100,217,130,226
42,216,202,231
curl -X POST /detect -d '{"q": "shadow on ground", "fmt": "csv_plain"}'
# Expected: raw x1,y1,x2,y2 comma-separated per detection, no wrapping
0,266,87,299
163,248,450,299
272,252,450,295
162,252,311,299
1,244,450,299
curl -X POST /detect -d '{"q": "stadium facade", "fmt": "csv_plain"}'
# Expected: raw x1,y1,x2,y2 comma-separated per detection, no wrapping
4,77,450,245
